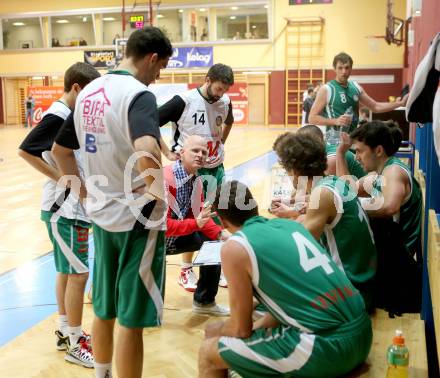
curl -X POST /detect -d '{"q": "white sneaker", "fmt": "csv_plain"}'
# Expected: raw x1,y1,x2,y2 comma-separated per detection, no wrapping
193,302,230,316
219,271,228,288
178,267,198,292
65,336,94,368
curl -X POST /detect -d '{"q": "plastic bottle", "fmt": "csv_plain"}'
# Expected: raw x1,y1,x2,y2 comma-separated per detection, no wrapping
326,106,353,146
386,330,409,378
342,106,354,133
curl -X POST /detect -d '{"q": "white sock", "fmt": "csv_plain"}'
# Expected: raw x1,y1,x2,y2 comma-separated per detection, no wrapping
94,362,112,378
58,315,68,335
181,262,192,269
68,325,82,346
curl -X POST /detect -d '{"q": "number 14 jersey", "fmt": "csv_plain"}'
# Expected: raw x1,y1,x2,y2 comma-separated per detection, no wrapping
171,88,233,168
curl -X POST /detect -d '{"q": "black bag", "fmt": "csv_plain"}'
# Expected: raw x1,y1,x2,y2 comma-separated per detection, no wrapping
370,217,422,316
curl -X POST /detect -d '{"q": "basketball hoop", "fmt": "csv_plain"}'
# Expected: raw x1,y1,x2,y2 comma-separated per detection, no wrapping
365,0,404,46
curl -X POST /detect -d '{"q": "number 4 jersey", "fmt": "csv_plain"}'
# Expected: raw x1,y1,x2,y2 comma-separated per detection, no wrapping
230,216,367,333
167,88,233,169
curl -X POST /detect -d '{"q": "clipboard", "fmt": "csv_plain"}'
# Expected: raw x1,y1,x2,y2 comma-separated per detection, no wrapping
193,241,224,266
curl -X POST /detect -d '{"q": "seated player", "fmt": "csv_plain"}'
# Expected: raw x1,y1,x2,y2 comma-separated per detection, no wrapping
269,125,365,220
165,135,229,316
337,121,423,313
273,132,377,311
198,180,372,378
337,121,422,258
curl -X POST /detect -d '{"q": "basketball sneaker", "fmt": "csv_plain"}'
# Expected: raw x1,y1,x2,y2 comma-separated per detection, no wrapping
178,267,198,292
65,335,94,368
55,330,69,351
192,302,230,316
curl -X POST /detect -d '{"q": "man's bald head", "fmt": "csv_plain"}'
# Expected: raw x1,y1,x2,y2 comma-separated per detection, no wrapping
183,135,206,150
180,135,208,174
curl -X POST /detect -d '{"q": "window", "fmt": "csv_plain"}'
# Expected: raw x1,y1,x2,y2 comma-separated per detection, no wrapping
51,14,95,47
215,4,268,41
102,13,124,45
178,8,209,43
2,18,43,49
156,9,183,42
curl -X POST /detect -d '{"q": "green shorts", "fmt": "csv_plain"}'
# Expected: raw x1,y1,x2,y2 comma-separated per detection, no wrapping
44,213,90,275
219,312,372,378
92,224,166,328
198,164,225,201
198,165,225,225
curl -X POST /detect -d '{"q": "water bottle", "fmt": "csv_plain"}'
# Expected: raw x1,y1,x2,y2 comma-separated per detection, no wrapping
325,127,340,146
326,106,353,146
386,330,409,378
342,106,354,133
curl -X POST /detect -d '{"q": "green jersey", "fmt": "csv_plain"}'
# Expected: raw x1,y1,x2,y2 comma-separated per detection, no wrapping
231,216,366,333
326,144,366,179
372,157,422,254
324,79,362,133
315,176,377,290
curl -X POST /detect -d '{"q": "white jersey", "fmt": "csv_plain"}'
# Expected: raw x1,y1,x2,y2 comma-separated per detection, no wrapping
171,88,231,168
40,101,89,223
73,72,167,232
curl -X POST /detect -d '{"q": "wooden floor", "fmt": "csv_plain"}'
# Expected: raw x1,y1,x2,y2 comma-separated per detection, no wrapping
0,125,428,377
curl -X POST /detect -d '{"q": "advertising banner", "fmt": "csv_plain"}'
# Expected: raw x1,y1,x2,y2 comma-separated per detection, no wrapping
28,86,64,124
226,83,248,125
167,47,213,68
84,50,116,68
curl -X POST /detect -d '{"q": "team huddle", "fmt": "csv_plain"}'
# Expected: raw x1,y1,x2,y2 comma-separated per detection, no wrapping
18,27,422,378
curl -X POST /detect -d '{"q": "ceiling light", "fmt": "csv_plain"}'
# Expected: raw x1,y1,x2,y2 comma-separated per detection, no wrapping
32,76,43,80
103,17,115,21
157,14,164,18
82,16,87,22
56,19,69,24
231,6,238,10
264,5,269,9
230,16,236,20
199,8,206,12
252,25,257,28
13,22,25,26
178,9,184,13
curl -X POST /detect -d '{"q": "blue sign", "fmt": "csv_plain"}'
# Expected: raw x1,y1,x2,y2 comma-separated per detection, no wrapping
167,47,213,68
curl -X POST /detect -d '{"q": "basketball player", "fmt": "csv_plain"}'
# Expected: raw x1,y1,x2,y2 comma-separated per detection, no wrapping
337,121,422,258
269,125,365,221
52,27,172,378
158,63,234,290
309,52,408,135
274,132,377,310
18,62,100,367
199,180,372,377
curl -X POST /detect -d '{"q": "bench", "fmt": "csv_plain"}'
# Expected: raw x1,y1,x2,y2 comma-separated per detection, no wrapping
347,310,428,377
428,210,440,367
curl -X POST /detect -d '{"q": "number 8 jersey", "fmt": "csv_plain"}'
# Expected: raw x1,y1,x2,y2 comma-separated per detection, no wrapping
165,88,233,169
